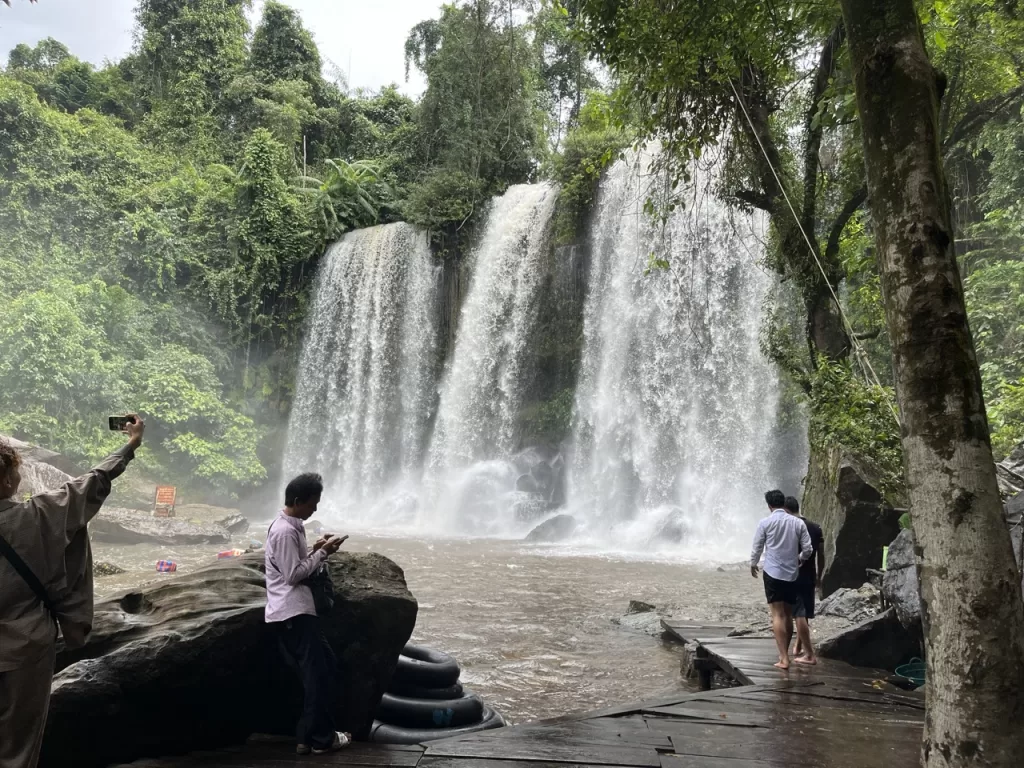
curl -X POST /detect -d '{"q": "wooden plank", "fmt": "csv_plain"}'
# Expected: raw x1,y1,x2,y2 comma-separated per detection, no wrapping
448,721,672,749
642,706,764,728
420,760,638,768
423,737,662,767
661,756,778,768
546,681,820,724
660,622,736,644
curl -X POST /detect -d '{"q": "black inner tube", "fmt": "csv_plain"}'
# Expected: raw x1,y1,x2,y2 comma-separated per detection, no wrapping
370,705,506,745
378,691,483,729
389,681,465,700
394,644,461,688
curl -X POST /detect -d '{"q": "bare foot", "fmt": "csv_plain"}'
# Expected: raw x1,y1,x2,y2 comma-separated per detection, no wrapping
774,660,790,670
794,655,817,666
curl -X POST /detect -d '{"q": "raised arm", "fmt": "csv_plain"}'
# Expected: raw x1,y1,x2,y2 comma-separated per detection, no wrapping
33,416,144,540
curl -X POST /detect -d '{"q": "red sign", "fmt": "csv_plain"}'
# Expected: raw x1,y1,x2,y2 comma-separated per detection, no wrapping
155,486,177,507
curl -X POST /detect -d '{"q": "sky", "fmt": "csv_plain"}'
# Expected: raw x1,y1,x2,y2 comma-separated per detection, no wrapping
0,0,433,96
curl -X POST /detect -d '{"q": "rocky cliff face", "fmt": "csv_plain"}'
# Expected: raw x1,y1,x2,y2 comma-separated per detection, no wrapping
802,444,905,597
41,552,417,768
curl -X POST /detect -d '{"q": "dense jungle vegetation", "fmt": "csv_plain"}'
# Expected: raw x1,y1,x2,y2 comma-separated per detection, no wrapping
0,0,1021,500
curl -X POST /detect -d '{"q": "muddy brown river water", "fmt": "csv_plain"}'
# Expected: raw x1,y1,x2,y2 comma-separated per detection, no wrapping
94,535,791,722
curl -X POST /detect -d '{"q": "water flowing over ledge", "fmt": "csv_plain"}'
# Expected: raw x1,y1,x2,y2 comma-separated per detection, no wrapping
284,157,801,560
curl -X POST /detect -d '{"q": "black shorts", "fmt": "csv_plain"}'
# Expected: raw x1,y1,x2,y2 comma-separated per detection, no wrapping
794,581,816,618
763,572,798,605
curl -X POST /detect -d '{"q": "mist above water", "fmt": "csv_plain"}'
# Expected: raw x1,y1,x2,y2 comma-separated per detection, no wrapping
283,157,799,559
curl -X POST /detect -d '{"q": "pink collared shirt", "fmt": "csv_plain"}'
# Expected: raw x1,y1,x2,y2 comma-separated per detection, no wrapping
264,511,327,623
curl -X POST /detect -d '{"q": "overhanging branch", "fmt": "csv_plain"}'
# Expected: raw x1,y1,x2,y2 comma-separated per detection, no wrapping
825,186,868,263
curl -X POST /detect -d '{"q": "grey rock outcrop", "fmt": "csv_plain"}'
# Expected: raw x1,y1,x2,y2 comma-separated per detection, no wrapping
817,583,882,623
818,608,919,670
525,513,578,542
882,529,921,632
997,442,1024,498
802,445,904,597
90,508,231,545
41,552,417,768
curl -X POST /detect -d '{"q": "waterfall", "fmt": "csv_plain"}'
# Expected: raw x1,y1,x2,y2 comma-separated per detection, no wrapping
565,153,786,556
424,183,559,533
283,223,440,520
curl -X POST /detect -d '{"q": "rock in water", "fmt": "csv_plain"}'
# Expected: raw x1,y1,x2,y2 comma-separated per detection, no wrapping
41,552,417,768
817,583,882,623
89,508,231,545
93,562,126,577
627,600,656,614
525,514,578,542
997,441,1024,498
802,445,904,597
882,529,921,632
216,513,250,534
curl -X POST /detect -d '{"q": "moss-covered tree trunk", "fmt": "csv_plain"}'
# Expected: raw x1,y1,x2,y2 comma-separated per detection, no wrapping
840,0,1024,765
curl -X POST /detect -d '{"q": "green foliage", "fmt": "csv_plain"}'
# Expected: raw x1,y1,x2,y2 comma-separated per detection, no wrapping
404,0,547,226
808,360,904,499
550,93,627,243
520,388,575,446
250,1,323,100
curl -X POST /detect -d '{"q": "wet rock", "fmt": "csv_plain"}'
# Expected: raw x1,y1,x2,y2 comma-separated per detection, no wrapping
882,529,921,632
42,552,417,768
653,507,689,543
817,583,882,623
818,608,919,670
216,513,250,535
997,442,1024,498
512,496,555,523
613,611,664,636
802,445,904,597
627,600,656,614
93,562,126,577
90,508,231,546
525,514,578,543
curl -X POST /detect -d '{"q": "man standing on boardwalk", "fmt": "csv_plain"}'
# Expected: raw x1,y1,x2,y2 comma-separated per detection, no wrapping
750,489,813,670
787,496,824,666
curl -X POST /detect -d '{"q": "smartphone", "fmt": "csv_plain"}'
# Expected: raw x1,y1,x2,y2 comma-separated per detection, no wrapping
108,415,136,432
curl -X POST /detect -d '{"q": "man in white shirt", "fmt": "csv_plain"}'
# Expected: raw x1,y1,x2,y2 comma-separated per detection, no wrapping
265,472,350,755
750,489,813,670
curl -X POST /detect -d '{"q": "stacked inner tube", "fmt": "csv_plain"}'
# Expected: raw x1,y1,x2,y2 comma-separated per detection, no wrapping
370,644,506,744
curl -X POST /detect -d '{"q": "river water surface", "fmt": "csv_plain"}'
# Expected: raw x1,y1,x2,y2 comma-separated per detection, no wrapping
93,535,770,722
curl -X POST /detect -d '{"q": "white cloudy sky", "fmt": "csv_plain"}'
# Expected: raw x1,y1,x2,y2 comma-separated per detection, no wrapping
0,0,434,96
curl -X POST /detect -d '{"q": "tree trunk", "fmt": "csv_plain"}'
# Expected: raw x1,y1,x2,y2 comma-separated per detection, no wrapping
840,1,1024,766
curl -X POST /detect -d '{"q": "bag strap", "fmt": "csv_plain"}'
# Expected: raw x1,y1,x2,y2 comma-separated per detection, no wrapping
0,532,57,620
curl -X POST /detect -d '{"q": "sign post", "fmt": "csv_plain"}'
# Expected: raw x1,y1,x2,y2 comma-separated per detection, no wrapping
153,486,177,518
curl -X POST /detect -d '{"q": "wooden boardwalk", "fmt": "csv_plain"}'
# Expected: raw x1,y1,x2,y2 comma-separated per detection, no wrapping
117,624,926,768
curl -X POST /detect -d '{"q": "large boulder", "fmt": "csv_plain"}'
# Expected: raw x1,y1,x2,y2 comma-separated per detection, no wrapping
41,552,417,768
525,513,578,542
90,507,232,545
817,583,882,623
882,529,921,632
818,607,920,670
1,435,78,497
802,445,904,597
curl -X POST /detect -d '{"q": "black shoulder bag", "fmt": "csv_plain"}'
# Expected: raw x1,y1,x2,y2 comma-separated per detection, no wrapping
267,520,335,617
0,533,58,624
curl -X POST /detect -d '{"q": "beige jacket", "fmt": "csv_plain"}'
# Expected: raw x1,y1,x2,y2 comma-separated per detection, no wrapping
0,445,135,672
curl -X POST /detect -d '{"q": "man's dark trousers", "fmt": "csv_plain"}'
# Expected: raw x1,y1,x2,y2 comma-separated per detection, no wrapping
277,614,338,749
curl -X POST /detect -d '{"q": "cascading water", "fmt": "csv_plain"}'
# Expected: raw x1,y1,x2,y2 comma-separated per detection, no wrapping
283,222,440,522
564,152,790,557
424,183,560,534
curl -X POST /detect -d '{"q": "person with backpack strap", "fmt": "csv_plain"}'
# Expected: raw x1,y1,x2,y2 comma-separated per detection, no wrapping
0,416,144,768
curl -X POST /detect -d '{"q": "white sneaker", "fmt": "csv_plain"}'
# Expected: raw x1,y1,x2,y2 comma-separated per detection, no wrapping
311,732,351,754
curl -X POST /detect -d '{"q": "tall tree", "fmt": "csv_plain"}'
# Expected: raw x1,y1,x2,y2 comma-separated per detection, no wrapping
840,0,1024,765
404,0,545,225
249,0,324,101
135,0,250,102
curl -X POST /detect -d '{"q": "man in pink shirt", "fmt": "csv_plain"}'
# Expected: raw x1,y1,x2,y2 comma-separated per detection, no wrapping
265,472,350,755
